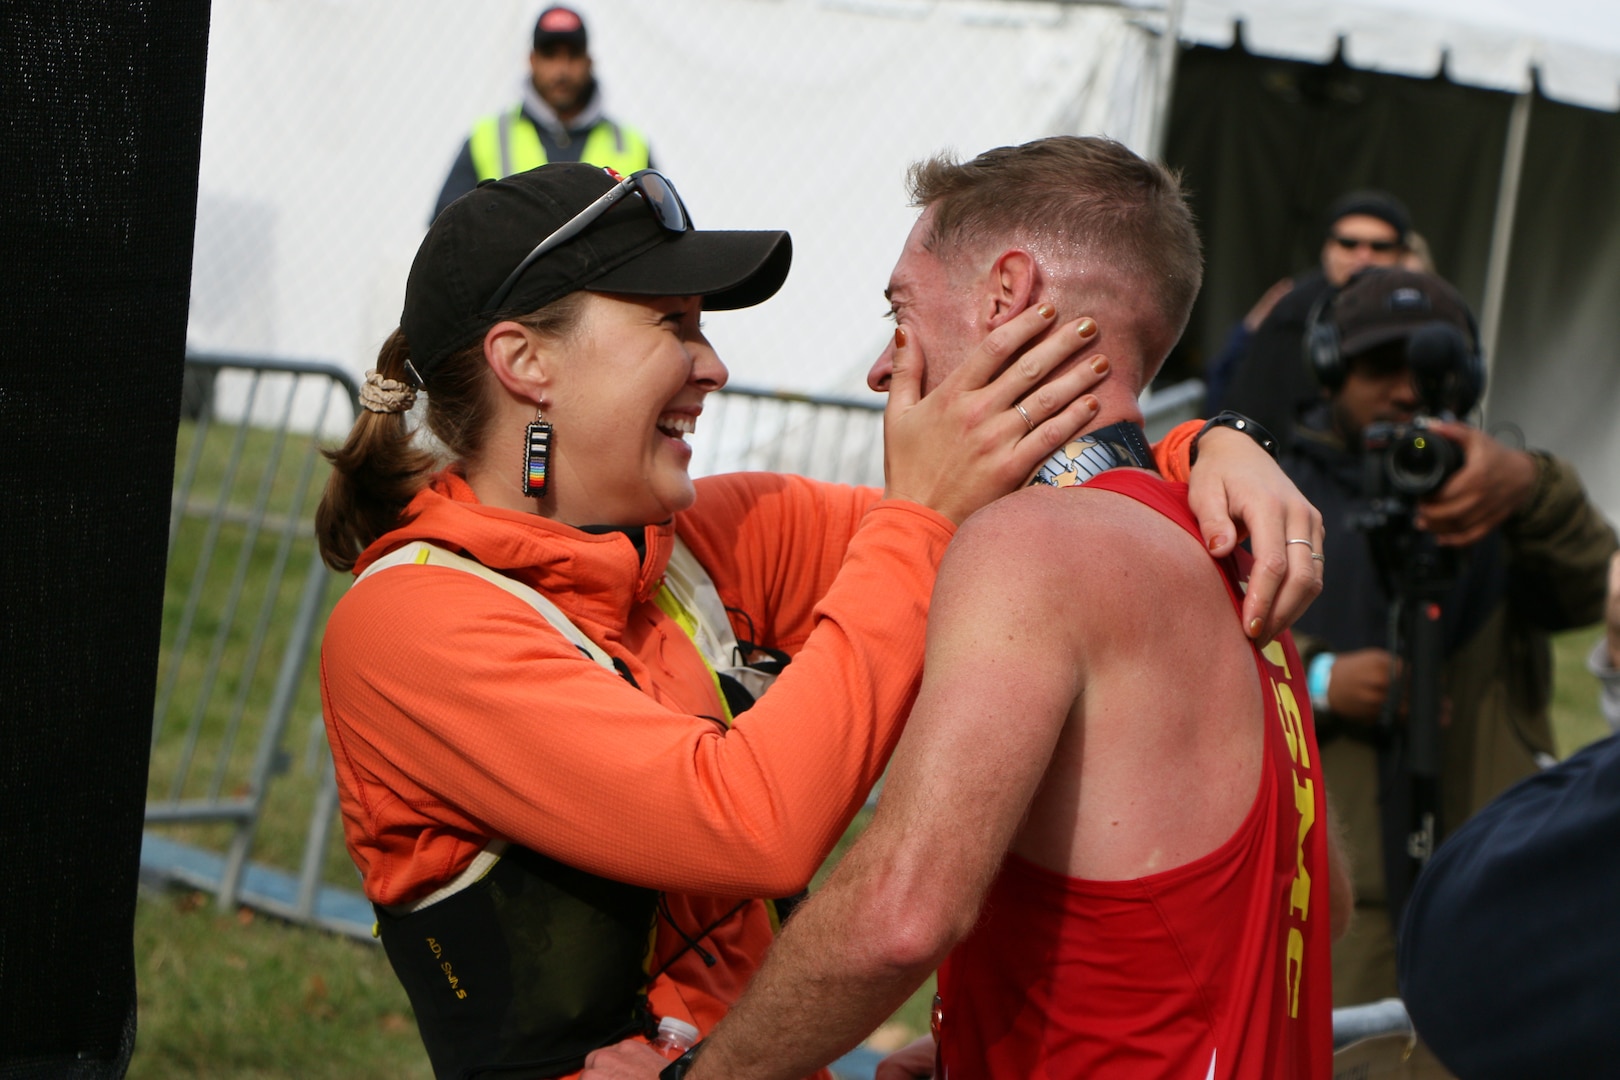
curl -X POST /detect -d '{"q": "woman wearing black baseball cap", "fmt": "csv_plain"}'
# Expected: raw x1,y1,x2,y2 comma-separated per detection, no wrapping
313,163,1304,1079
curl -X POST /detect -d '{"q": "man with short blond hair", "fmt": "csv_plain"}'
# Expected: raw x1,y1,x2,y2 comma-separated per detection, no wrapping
588,135,1345,1080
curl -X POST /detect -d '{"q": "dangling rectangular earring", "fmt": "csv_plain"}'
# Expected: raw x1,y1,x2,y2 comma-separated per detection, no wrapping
522,407,553,498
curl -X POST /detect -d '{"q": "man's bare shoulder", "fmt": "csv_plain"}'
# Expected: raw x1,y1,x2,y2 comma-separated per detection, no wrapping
946,477,1203,585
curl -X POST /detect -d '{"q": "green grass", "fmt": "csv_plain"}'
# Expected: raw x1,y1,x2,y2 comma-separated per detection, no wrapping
131,888,429,1080
1551,624,1612,757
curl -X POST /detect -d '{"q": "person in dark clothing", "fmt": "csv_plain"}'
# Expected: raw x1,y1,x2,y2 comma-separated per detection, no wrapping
432,5,653,222
1217,190,1414,446
1397,550,1620,1079
1397,730,1620,1079
1279,268,1617,1058
1201,275,1294,414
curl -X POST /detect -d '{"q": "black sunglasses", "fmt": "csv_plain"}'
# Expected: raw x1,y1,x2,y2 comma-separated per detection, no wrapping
1330,234,1403,254
482,168,692,312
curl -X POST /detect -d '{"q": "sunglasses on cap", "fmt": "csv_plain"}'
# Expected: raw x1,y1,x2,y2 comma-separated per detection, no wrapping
1330,234,1403,254
482,168,691,312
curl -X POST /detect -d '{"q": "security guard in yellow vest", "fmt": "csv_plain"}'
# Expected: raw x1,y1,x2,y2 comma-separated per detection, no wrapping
432,5,653,222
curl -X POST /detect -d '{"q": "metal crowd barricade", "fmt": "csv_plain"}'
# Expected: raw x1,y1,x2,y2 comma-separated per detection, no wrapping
142,351,368,936
688,383,887,487
1330,998,1420,1078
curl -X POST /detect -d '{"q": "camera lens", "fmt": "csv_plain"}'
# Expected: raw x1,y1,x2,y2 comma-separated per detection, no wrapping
1386,430,1459,496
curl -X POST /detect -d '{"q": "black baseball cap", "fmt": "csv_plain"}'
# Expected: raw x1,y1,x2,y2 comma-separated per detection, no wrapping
1331,268,1473,359
1325,189,1412,244
402,163,792,383
534,6,588,52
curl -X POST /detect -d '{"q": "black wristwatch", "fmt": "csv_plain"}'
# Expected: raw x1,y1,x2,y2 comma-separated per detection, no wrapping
1188,410,1279,467
659,1043,702,1079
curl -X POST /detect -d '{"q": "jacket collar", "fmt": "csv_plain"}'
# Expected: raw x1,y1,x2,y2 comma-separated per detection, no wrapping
354,469,675,633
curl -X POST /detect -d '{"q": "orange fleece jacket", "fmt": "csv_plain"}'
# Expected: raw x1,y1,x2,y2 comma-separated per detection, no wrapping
319,424,1198,1070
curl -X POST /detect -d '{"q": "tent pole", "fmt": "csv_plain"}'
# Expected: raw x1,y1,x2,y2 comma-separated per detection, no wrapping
1146,0,1186,162
1479,88,1532,417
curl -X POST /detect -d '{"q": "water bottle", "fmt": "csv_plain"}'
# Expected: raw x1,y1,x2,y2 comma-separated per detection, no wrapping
650,1016,700,1061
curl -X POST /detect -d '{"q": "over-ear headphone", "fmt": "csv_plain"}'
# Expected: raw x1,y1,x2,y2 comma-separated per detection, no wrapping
1301,270,1486,416
1302,286,1350,391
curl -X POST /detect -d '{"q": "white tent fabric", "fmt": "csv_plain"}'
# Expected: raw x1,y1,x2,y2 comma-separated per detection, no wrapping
189,0,1157,418
1179,0,1620,111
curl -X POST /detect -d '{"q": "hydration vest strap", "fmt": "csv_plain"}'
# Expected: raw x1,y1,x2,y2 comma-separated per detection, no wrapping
385,841,508,916
356,541,615,672
662,538,779,709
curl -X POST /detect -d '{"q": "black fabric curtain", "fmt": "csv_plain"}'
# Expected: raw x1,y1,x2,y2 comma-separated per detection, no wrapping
1160,42,1512,388
1162,41,1620,522
0,3,211,1075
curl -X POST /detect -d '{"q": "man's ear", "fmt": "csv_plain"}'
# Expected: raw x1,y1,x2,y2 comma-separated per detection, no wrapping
985,249,1041,329
483,321,552,402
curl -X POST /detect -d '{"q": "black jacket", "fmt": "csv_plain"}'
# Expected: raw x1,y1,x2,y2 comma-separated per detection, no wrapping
1217,268,1334,449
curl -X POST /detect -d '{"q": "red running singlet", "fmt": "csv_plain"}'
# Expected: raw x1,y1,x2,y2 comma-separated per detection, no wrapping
933,470,1332,1080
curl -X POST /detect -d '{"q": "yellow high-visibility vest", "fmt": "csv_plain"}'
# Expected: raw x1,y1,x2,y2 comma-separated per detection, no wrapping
467,107,650,181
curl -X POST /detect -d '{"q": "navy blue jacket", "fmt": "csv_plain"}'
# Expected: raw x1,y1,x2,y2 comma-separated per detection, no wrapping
1399,733,1620,1077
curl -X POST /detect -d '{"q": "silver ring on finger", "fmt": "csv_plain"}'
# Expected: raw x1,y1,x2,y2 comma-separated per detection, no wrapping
1285,538,1316,551
1310,552,1325,562
1014,400,1037,434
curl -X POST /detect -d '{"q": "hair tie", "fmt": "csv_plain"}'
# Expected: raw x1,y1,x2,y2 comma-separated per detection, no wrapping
359,369,418,414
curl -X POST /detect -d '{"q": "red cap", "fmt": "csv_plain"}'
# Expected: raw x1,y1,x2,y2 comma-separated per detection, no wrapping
534,6,588,52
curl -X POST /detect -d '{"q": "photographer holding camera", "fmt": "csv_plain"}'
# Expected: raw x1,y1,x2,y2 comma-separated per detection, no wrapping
1280,269,1617,1047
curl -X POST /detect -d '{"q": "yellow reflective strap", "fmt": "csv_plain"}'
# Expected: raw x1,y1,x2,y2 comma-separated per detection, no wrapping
503,113,545,173
468,109,547,181
467,114,503,181
653,584,734,726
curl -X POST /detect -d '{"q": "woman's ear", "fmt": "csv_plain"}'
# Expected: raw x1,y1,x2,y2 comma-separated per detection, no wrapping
483,320,551,402
985,249,1041,329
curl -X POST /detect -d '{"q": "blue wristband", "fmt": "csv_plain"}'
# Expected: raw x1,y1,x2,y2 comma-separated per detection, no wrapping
1307,652,1335,715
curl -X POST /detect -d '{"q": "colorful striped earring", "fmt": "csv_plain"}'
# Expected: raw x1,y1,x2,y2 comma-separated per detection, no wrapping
521,406,553,498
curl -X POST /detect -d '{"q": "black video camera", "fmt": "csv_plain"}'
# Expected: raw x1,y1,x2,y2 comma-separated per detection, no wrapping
1358,321,1484,509
1362,416,1463,501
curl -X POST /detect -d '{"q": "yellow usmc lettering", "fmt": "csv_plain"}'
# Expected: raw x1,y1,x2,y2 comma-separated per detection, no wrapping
1262,644,1315,1020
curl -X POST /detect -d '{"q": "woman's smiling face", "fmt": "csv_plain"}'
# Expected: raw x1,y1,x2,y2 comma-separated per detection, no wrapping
542,292,727,527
